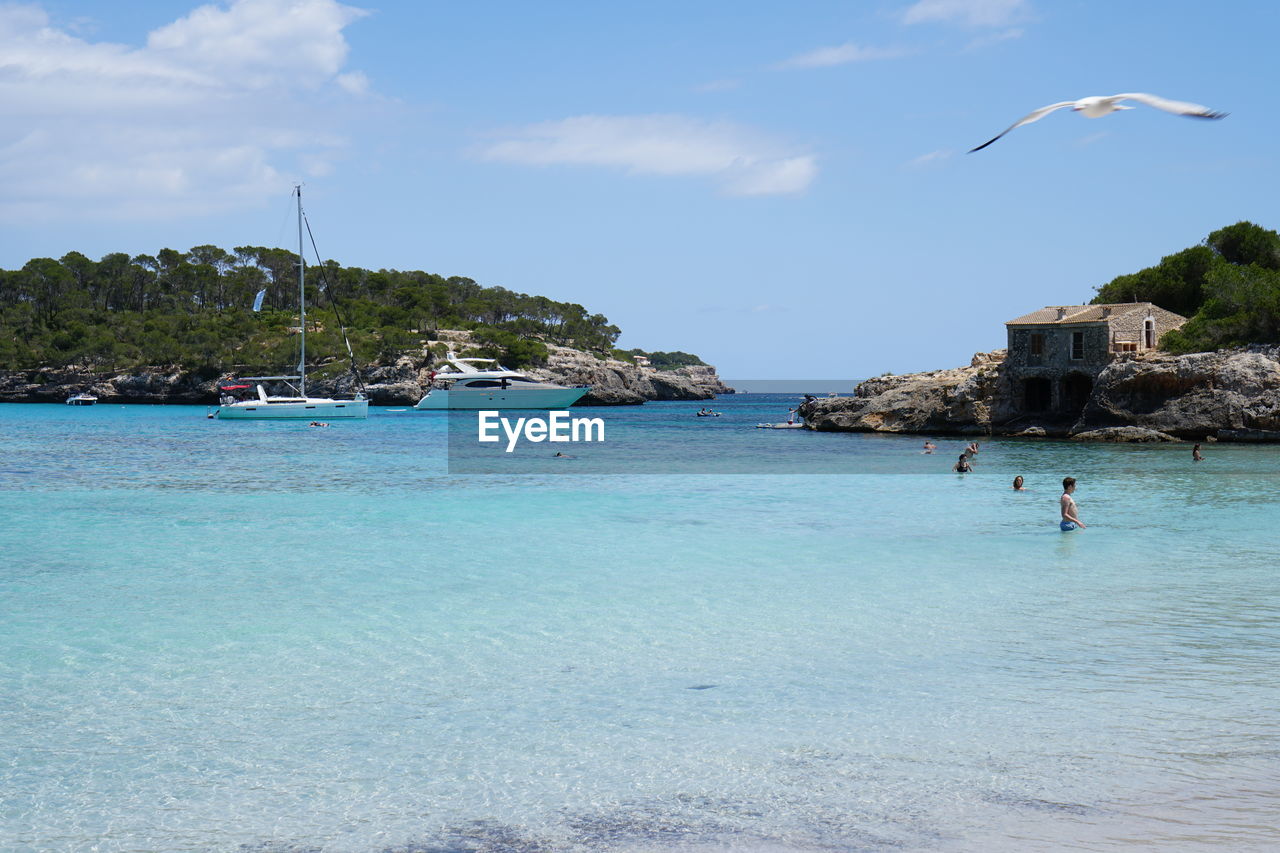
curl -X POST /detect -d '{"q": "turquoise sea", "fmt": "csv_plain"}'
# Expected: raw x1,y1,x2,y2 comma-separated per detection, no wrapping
2,396,1279,852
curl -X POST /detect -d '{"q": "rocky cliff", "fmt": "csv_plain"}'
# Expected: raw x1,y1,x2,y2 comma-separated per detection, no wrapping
0,332,732,406
800,351,1003,435
798,346,1280,442
530,345,732,405
1078,346,1280,438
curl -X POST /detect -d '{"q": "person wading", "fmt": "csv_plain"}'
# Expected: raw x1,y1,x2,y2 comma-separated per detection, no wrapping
1060,477,1086,531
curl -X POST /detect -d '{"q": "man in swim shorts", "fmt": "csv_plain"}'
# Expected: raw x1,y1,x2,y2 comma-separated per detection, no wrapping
1060,477,1085,531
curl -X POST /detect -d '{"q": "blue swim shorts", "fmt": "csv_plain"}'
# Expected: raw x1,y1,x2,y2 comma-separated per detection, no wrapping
1060,521,1078,532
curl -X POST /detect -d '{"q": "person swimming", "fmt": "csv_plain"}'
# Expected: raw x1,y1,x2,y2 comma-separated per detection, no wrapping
954,454,973,473
922,440,936,454
1060,476,1086,530
1012,475,1027,491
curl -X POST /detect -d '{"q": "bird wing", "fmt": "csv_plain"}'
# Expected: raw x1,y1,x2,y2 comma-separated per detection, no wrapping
1111,92,1227,119
969,101,1077,152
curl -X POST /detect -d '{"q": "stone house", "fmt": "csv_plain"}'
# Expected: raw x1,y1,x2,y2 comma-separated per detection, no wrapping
1004,303,1187,416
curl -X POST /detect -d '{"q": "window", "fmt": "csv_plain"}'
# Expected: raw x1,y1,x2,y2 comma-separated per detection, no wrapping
1070,331,1084,360
1029,333,1044,356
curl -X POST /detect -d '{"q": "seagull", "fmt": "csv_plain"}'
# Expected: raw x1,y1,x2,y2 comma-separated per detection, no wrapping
969,92,1227,152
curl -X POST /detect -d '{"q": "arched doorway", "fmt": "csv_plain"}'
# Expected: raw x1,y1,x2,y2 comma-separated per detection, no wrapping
1062,373,1093,414
1023,377,1052,413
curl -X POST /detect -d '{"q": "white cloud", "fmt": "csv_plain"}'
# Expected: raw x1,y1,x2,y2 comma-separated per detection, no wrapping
724,157,816,197
905,149,953,168
479,115,816,197
0,0,369,223
335,70,370,95
147,0,367,88
775,42,909,69
903,0,1028,27
964,27,1024,50
1074,131,1109,148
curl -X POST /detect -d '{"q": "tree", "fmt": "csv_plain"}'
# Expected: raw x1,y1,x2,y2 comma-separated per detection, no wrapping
0,241,704,373
1207,221,1280,269
1092,221,1280,352
1092,246,1221,317
1161,263,1280,353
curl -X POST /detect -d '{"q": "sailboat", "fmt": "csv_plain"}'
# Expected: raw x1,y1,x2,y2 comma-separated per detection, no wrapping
213,187,369,420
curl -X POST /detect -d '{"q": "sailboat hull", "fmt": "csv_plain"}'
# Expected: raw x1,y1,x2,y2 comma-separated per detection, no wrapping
213,398,369,419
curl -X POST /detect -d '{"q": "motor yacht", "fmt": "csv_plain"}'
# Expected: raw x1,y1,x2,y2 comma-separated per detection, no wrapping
413,352,589,410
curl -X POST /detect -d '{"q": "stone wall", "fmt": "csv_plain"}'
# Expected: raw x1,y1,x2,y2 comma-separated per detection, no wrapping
1104,305,1186,352
1006,324,1111,372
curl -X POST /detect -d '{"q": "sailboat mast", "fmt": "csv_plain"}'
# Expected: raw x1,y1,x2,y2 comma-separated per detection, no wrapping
296,184,306,397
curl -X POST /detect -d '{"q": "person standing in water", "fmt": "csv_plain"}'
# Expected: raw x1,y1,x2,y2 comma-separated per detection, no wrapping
1193,443,1204,462
954,454,973,473
1060,477,1086,531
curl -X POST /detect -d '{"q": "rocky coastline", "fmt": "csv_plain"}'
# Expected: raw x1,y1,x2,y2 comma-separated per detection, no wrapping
799,346,1280,442
0,334,732,407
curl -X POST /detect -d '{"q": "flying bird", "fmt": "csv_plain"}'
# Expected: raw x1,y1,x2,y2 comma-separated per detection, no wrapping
969,92,1227,152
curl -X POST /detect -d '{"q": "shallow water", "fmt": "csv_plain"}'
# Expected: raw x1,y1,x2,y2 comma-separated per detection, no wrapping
2,398,1279,851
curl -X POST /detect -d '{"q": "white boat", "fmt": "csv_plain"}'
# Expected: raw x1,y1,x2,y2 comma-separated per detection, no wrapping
213,187,368,421
214,380,367,419
413,352,589,410
65,393,97,406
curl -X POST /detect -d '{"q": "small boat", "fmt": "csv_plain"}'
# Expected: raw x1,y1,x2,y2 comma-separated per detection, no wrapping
212,186,368,421
756,422,805,429
65,393,98,406
413,353,589,410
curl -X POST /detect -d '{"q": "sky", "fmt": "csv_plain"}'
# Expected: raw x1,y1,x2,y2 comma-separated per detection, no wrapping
1,0,1276,378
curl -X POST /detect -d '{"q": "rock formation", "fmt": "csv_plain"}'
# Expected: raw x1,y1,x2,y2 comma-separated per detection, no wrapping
1078,346,1280,438
530,345,731,406
1069,427,1177,442
800,350,1003,435
0,331,732,406
799,345,1280,442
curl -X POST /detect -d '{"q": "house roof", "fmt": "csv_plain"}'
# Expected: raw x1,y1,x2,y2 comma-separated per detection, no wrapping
1006,303,1166,326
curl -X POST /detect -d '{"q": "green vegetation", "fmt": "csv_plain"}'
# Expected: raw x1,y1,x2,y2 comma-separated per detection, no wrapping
0,246,623,373
619,349,708,370
1092,221,1280,353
